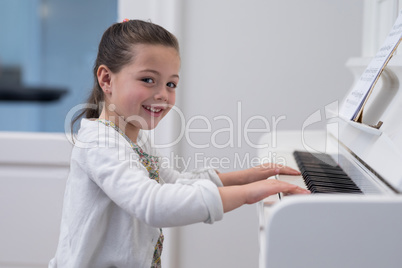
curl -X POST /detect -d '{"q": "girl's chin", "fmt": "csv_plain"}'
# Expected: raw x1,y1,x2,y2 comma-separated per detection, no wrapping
127,119,160,131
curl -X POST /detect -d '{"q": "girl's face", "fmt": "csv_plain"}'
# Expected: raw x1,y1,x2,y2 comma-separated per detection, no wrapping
99,44,180,137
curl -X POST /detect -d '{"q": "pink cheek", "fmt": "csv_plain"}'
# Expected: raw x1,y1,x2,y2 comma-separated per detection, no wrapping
126,92,148,105
169,93,176,105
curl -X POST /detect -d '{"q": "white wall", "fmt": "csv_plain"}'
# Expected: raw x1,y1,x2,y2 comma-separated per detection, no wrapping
119,1,363,267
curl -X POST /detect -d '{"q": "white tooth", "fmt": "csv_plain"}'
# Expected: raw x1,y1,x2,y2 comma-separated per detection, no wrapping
147,107,157,112
145,106,162,112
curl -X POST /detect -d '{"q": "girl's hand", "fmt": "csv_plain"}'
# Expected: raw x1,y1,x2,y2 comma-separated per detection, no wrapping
219,179,310,213
247,163,301,183
218,163,301,186
243,179,309,205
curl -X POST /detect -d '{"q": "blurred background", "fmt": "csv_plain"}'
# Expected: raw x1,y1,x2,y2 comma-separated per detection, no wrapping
0,0,372,267
0,0,117,132
0,0,363,159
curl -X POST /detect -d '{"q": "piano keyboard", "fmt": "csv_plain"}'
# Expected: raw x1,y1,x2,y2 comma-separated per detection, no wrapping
293,151,362,194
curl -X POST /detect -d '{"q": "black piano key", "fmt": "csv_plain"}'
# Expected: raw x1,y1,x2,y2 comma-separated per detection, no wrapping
309,183,360,193
305,180,361,192
304,180,361,192
301,166,347,174
304,179,359,189
303,175,357,185
293,150,362,194
302,171,351,180
294,152,338,166
312,186,361,194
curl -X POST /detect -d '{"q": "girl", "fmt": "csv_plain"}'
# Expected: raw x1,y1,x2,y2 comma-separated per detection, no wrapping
49,20,309,268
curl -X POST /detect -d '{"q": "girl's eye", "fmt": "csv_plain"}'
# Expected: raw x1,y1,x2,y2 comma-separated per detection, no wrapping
142,78,154,84
167,82,177,88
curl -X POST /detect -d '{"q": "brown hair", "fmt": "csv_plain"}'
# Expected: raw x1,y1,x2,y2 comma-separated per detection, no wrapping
71,20,179,133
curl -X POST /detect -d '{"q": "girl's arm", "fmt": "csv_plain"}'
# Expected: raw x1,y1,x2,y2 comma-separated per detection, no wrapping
218,163,300,186
219,179,309,213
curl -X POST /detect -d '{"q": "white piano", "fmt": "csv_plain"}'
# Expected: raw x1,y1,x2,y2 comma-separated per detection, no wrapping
258,4,402,268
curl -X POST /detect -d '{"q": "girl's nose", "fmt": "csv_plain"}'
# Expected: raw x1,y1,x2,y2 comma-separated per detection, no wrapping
154,86,168,102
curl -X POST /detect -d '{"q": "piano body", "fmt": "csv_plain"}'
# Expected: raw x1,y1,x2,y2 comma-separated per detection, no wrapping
258,127,402,268
258,6,402,268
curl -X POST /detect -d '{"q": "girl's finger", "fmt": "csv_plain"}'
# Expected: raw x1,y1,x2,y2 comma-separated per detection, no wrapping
278,166,301,175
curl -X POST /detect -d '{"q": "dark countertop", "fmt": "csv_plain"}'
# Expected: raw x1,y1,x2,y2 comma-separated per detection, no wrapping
0,86,68,102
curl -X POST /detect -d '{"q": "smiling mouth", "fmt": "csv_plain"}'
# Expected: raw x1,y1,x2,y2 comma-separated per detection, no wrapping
142,105,165,116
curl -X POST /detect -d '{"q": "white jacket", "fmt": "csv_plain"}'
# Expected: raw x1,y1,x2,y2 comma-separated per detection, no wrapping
49,119,224,268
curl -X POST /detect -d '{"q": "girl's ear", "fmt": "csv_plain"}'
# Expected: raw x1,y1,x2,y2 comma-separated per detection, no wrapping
97,65,112,94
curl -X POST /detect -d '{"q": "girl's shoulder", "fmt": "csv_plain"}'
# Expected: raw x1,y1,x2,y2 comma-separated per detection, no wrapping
72,118,101,148
73,118,129,150
76,119,159,159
